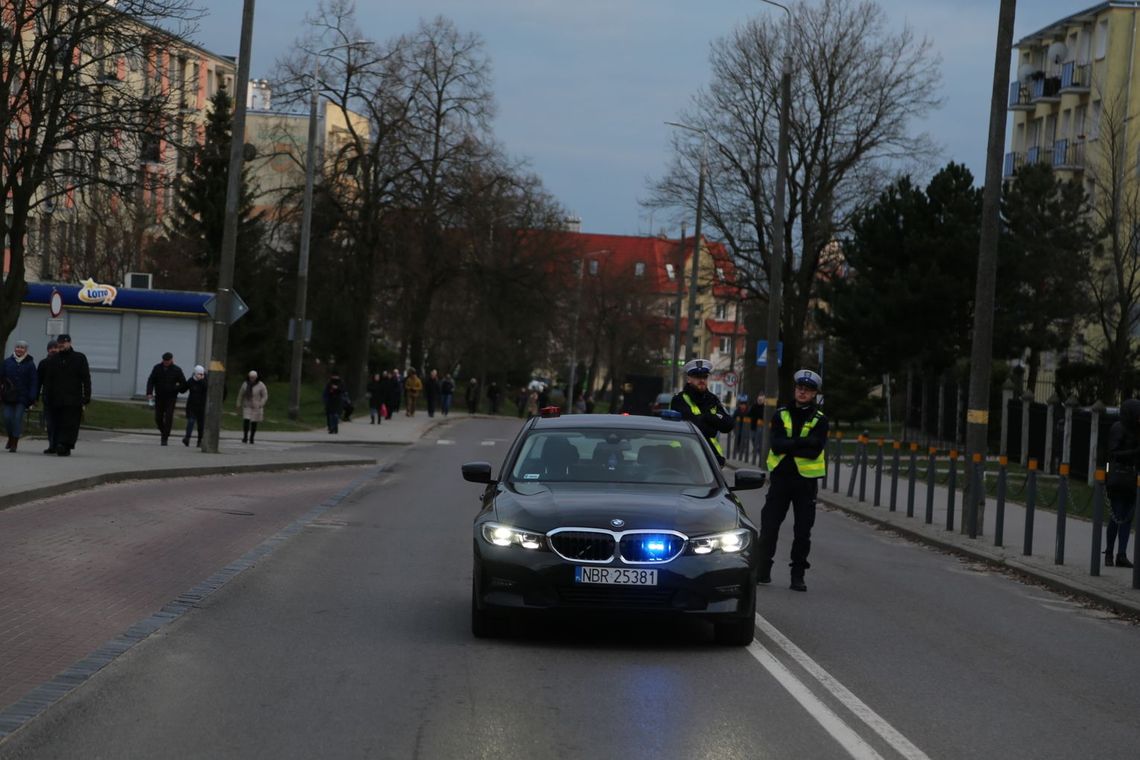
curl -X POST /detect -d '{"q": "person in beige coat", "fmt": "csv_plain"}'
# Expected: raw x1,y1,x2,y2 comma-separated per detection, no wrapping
237,370,268,443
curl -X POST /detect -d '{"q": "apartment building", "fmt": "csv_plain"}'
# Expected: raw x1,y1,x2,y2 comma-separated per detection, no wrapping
7,5,237,285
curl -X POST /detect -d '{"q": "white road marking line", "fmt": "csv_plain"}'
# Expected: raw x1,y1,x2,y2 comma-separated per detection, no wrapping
436,440,456,446
480,440,496,446
755,614,933,760
747,640,885,760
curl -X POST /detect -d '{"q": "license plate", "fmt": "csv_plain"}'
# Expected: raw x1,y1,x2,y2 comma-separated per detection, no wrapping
574,566,658,586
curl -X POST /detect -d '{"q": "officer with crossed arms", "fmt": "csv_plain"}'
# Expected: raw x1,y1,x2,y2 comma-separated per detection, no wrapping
670,358,734,466
758,368,828,592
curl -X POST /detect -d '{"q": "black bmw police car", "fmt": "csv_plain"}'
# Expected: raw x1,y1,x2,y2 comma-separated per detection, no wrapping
462,410,767,645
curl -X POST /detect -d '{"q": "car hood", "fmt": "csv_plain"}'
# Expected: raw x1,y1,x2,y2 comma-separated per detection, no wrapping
493,482,742,536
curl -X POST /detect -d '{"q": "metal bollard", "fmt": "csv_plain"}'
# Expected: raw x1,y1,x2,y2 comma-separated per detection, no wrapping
1090,469,1105,577
925,447,937,524
847,435,860,498
833,431,843,493
946,450,958,532
889,441,901,512
858,434,870,503
994,456,1007,547
1054,463,1069,565
873,439,884,507
907,443,918,518
969,453,983,539
1023,459,1037,556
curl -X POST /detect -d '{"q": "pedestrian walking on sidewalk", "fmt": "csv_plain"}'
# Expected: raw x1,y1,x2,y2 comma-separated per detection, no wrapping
757,369,829,592
466,377,479,414
425,369,441,417
36,340,58,453
670,358,734,466
183,365,207,447
404,368,423,416
146,352,187,445
1104,399,1139,569
367,373,384,424
2,339,37,452
440,374,455,416
237,370,268,443
323,373,346,433
35,334,90,456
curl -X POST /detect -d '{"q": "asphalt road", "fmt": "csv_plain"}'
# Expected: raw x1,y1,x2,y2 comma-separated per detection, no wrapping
2,417,1138,759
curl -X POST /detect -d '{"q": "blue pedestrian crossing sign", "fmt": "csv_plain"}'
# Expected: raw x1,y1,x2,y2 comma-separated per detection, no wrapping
756,340,782,367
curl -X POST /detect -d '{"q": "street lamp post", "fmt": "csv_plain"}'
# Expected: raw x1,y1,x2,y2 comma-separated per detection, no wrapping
202,0,256,453
758,0,792,466
665,121,709,363
567,249,610,409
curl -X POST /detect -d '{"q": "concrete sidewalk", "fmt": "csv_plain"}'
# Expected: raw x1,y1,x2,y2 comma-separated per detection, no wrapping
728,452,1140,617
0,410,461,511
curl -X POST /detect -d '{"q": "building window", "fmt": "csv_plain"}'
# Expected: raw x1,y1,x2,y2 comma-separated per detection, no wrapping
665,263,675,280
634,261,645,277
715,303,727,320
718,337,731,354
1095,19,1108,60
716,266,725,281
588,259,599,276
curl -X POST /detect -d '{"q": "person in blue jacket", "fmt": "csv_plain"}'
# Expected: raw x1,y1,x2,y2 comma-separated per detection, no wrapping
2,340,38,453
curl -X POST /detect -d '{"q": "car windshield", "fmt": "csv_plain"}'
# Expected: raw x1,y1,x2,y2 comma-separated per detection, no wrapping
510,428,717,485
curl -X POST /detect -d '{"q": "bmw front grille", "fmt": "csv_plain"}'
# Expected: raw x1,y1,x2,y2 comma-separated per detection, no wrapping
548,528,687,564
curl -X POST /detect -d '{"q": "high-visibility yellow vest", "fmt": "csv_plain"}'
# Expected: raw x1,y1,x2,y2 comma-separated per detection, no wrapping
682,392,725,458
766,409,826,478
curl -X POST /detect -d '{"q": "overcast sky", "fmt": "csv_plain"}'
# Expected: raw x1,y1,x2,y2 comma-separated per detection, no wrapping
191,0,1082,236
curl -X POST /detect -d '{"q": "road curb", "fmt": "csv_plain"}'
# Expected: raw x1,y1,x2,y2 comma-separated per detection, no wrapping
0,459,376,512
817,491,1140,618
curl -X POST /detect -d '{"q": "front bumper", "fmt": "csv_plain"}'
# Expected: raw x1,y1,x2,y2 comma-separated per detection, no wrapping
473,542,756,619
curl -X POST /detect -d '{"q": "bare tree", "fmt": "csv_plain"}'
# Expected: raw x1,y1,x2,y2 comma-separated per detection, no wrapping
0,0,200,347
647,0,940,399
1083,87,1140,401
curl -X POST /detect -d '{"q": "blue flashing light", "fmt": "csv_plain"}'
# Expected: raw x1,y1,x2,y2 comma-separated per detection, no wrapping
646,540,667,554
659,409,683,421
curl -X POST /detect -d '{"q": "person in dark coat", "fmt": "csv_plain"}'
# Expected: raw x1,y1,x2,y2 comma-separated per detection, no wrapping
383,370,400,420
466,377,479,414
487,381,501,415
670,358,734,466
36,340,59,453
756,369,829,592
367,373,384,424
2,340,37,452
146,351,188,445
425,369,441,417
440,374,455,416
1105,399,1140,568
35,334,91,456
182,365,208,447
323,373,346,433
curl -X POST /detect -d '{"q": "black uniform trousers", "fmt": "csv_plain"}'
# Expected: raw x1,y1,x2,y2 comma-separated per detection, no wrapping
154,396,177,440
757,470,818,572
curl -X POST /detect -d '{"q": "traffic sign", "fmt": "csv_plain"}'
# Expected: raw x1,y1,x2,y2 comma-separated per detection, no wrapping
203,291,250,325
724,371,738,387
756,340,782,367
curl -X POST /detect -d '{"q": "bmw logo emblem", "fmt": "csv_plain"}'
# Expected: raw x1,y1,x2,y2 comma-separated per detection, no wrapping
610,518,625,528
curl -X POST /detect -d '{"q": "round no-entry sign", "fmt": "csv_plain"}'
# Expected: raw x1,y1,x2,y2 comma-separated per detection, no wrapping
724,372,738,387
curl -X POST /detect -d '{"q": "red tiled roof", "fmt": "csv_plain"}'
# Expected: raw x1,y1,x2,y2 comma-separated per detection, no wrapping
705,318,748,336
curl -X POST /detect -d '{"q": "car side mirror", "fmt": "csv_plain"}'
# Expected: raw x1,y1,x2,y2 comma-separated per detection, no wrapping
730,469,767,492
462,461,496,484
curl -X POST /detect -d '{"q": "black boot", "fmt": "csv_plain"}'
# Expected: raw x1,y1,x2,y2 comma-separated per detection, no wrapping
5,436,13,451
1105,550,1115,567
1117,554,1134,569
790,571,807,592
8,436,17,452
757,563,772,584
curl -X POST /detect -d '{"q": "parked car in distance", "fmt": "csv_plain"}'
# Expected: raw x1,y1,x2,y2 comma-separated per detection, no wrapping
649,392,674,416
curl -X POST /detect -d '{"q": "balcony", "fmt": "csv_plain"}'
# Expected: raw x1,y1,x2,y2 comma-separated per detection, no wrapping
1003,151,1025,178
1026,145,1044,165
1052,138,1085,171
1009,81,1034,110
1030,76,1062,103
1059,61,1090,92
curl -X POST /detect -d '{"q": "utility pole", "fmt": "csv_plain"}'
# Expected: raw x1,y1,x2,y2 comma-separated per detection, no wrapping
965,0,1017,535
671,224,686,390
202,0,256,453
759,0,792,467
287,58,321,420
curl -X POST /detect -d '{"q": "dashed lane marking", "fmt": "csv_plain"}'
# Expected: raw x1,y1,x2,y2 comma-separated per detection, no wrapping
480,441,496,446
436,440,456,446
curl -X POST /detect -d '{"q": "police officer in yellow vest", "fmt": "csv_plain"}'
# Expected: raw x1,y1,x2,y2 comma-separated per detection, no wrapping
670,358,734,466
758,369,828,592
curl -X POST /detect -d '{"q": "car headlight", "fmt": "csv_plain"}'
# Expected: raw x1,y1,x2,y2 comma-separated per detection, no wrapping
481,523,545,550
688,529,751,555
